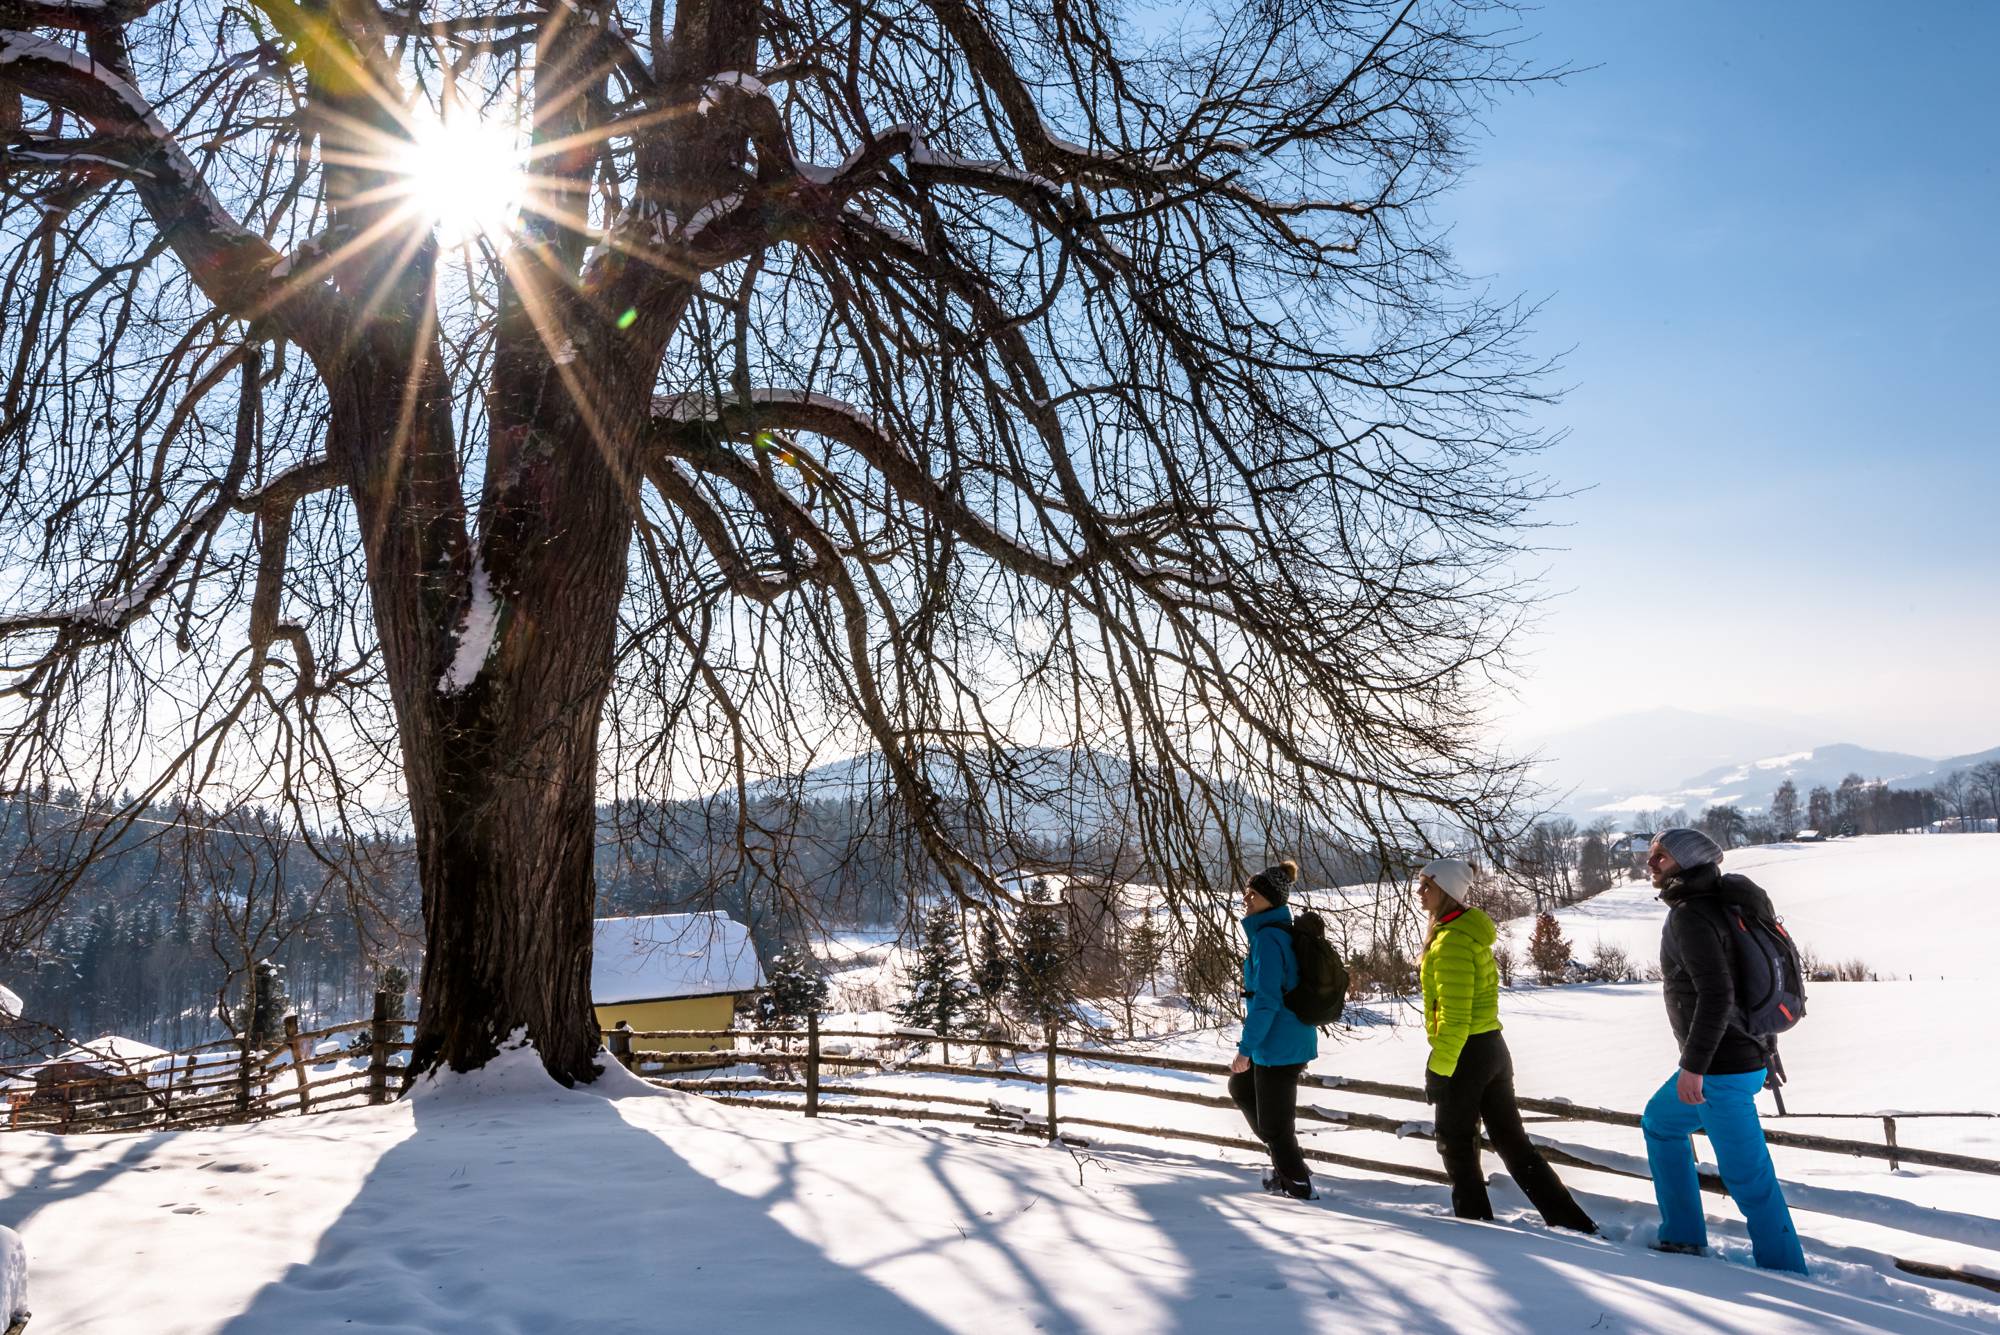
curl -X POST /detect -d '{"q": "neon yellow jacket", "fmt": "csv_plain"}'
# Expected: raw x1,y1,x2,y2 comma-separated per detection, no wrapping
1421,906,1502,1077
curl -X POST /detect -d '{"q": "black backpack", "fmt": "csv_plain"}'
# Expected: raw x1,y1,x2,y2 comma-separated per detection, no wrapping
1718,901,1808,1040
1271,912,1348,1027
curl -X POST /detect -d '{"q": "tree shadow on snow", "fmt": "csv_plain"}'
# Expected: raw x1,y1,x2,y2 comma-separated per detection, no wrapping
0,1131,170,1234
215,1067,956,1335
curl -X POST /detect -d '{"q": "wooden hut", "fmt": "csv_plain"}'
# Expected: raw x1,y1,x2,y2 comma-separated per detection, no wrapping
591,913,764,1054
7,1035,164,1129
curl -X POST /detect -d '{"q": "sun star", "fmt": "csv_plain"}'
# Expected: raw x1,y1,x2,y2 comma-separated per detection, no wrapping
396,113,528,244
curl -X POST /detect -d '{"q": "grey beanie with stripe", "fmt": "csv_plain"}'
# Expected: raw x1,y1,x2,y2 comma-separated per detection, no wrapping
1654,827,1723,871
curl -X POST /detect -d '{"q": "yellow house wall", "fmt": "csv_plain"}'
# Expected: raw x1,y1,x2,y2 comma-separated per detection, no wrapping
595,994,738,1052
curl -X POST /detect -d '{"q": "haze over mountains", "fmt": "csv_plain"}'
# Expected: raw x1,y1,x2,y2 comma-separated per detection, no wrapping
1524,708,2000,817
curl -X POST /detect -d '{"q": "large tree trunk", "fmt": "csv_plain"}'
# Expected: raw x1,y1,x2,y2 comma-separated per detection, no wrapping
313,0,743,1086
324,333,644,1084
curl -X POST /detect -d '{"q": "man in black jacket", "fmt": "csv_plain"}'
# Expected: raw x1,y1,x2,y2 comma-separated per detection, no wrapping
1640,827,1807,1273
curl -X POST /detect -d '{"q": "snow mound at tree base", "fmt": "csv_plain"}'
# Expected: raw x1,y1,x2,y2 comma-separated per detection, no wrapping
0,1224,24,1330
1,1070,1992,1333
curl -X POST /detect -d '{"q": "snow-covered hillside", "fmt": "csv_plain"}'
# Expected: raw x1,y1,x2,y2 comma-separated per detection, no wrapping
4,836,1996,1332
1499,834,2000,980
3,1045,1992,1334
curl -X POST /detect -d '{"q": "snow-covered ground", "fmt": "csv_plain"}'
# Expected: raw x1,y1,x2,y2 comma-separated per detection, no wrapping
1499,834,2000,981
3,1045,1993,1334
3,836,1995,1331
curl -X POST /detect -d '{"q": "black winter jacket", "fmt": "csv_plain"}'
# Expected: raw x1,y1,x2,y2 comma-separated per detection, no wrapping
1658,863,1775,1076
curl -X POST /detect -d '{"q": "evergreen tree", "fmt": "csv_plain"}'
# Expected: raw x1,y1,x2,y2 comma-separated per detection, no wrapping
1578,833,1613,896
1116,911,1168,1038
973,916,1010,1016
1127,915,1166,996
1008,881,1078,1031
237,959,290,1049
379,964,413,1023
762,945,830,1030
1528,913,1571,985
894,905,979,1060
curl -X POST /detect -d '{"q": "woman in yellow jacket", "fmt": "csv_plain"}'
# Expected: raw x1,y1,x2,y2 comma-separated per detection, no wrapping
1419,857,1596,1233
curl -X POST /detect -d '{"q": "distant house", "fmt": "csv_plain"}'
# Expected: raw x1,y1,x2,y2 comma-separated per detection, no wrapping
1792,829,1824,843
591,913,764,1054
6,1034,165,1128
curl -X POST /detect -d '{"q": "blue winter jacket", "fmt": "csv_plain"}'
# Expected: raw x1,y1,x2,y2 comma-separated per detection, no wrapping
1238,905,1319,1066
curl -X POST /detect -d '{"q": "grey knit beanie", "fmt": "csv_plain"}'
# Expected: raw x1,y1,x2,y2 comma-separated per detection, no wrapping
1248,860,1297,908
1654,827,1723,871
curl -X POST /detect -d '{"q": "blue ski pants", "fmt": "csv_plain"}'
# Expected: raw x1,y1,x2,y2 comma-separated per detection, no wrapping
1643,1068,1808,1274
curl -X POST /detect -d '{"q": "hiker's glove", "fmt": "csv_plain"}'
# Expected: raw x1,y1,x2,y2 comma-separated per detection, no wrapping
1424,1067,1448,1104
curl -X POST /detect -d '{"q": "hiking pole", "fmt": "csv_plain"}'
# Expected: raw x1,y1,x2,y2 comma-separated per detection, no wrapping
1766,1047,1789,1116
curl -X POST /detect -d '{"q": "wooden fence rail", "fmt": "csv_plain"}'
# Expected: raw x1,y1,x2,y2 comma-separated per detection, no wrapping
608,1024,2000,1179
629,1026,2000,1299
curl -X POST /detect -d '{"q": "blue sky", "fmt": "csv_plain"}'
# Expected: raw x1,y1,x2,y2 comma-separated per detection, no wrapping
1447,2,2000,754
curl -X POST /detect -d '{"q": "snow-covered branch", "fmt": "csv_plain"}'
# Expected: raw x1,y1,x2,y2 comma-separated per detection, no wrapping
0,32,343,345
0,0,168,30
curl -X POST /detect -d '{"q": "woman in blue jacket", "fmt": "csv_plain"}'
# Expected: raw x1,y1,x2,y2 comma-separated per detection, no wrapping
1227,860,1319,1199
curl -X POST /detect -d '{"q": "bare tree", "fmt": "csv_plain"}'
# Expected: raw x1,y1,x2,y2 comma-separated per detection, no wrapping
1697,803,1749,850
3,0,1557,1082
1970,762,2000,835
1769,779,1800,839
1937,771,1973,833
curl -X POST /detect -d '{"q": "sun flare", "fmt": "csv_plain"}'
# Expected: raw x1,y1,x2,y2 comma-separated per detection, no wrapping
396,114,528,244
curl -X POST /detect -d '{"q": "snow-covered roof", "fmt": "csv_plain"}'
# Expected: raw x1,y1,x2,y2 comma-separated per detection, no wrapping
8,1034,170,1087
591,913,763,1005
55,1034,168,1069
0,982,20,1019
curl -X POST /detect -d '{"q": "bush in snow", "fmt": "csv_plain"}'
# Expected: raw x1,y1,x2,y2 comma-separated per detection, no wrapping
1528,913,1571,985
1176,924,1240,1019
1492,939,1518,987
1583,942,1636,984
1346,943,1418,999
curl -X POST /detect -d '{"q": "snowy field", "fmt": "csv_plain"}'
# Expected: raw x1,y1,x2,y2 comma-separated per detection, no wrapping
2,835,1996,1331
3,1047,1994,1334
1498,834,2000,981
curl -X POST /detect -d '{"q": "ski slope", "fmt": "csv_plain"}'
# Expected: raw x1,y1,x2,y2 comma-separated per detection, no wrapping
2,1045,1992,1334
1499,834,2000,981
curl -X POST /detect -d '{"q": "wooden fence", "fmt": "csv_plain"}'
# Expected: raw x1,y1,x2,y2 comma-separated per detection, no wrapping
605,1021,2000,1177
6,1008,1996,1297
608,1019,2000,1298
1,991,414,1134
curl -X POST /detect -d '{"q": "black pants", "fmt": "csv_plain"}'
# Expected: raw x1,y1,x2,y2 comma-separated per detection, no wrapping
1227,1061,1310,1185
1432,1031,1595,1232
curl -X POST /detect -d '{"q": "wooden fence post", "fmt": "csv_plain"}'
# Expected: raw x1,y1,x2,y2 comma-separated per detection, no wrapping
1044,1018,1059,1144
805,1011,820,1118
236,1035,253,1119
368,990,390,1106
285,1014,312,1114
1884,1116,1900,1171
609,1021,634,1070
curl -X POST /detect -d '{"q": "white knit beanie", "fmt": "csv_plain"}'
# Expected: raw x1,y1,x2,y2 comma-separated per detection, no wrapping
1418,857,1477,902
